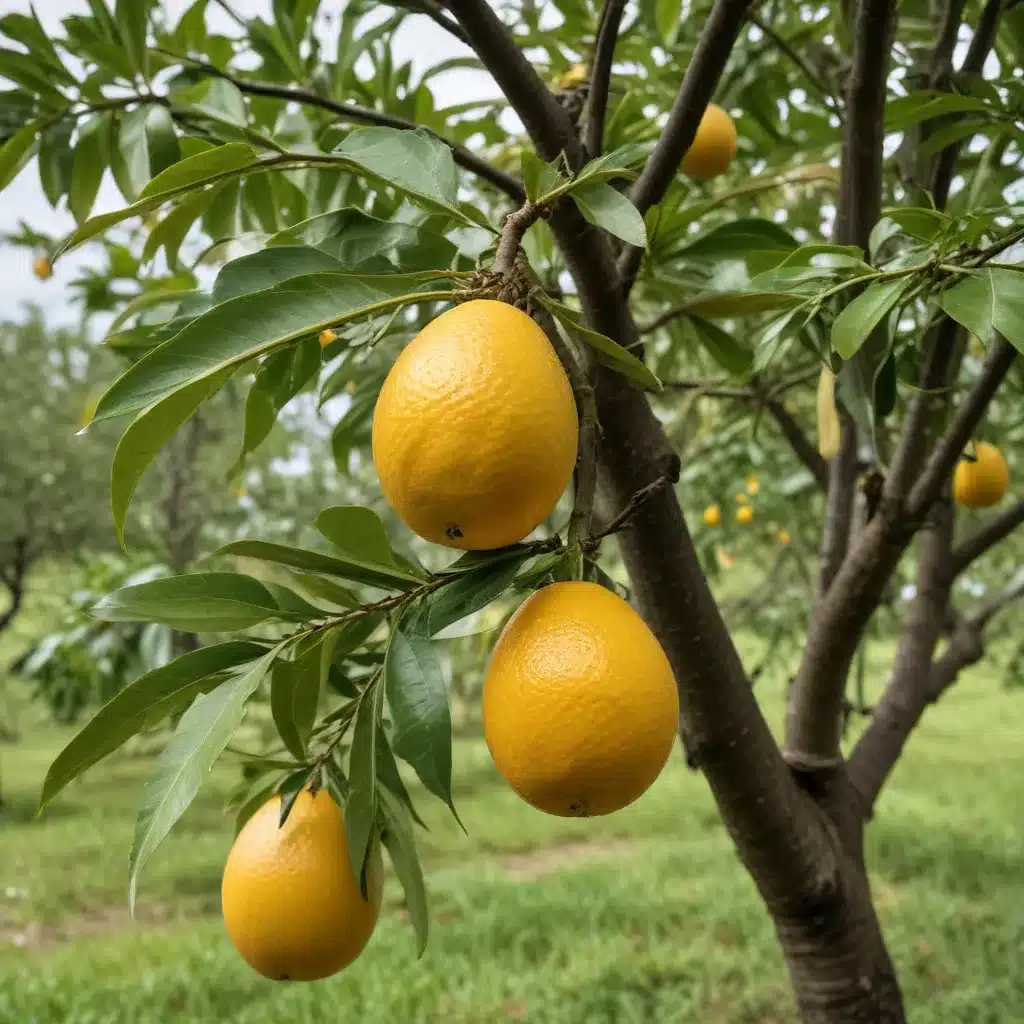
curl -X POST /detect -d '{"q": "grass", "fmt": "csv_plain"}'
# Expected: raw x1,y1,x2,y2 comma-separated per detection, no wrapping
0,590,1022,1021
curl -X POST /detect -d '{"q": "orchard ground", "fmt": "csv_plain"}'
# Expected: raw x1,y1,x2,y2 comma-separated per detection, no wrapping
1,584,1021,1023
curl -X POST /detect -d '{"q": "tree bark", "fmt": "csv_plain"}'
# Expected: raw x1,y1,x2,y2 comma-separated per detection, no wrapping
0,536,30,636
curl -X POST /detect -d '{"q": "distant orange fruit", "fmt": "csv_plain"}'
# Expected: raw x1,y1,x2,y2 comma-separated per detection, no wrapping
745,474,760,495
953,442,1010,509
681,104,738,180
703,504,722,527
483,582,678,818
32,256,52,280
735,492,749,505
776,528,791,545
372,300,578,550
319,328,338,347
222,789,381,981
736,505,754,524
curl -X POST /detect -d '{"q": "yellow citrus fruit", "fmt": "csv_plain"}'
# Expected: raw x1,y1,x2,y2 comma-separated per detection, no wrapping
221,789,382,981
745,473,760,495
953,442,1010,509
372,300,578,550
556,63,588,88
483,581,678,817
776,527,791,545
735,492,749,505
32,256,52,280
716,547,735,569
681,104,738,180
736,505,754,524
817,366,841,460
703,504,722,527
319,328,338,347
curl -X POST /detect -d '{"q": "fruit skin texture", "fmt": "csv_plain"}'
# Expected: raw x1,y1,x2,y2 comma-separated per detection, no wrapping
483,581,679,817
372,299,578,550
703,504,722,527
953,442,1010,509
681,104,737,180
221,789,382,981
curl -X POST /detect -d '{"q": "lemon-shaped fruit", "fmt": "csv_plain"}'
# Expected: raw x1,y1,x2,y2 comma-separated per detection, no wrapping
222,789,382,981
681,104,738,180
736,505,754,524
703,504,722,527
372,299,578,550
953,442,1010,509
32,256,52,280
483,581,678,817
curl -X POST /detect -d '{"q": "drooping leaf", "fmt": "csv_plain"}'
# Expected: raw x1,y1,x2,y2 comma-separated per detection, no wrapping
128,648,277,909
385,628,458,822
0,120,40,190
686,316,753,377
92,572,281,632
40,641,268,809
571,181,647,248
68,114,107,224
424,556,527,637
38,119,74,205
379,784,429,956
345,680,383,888
831,277,909,360
270,635,322,761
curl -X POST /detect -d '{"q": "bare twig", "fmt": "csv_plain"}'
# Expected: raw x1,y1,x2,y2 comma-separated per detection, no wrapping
397,1,473,47
210,0,247,29
156,50,525,201
747,12,842,115
585,470,679,548
585,0,628,157
618,0,755,292
493,201,543,274
761,391,829,492
949,499,1024,576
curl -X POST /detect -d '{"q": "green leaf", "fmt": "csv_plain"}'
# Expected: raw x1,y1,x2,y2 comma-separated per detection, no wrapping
675,290,802,318
672,219,797,261
315,506,426,584
69,114,107,224
571,182,647,248
573,143,649,187
385,628,458,821
128,648,277,910
0,11,74,83
38,120,74,205
375,725,427,829
213,246,341,304
119,104,156,200
92,572,281,632
145,104,180,178
831,277,909,360
270,637,322,761
939,268,1024,354
656,0,682,44
345,680,382,888
0,120,40,190
424,556,526,637
115,0,150,77
40,641,267,810
521,150,567,203
537,293,662,392
687,316,753,376
92,272,440,423
379,784,429,956
110,369,233,546
214,538,422,591
885,91,992,130
142,187,219,268
139,142,256,200
178,76,247,127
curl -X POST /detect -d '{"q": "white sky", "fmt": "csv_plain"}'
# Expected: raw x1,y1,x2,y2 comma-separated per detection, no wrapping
0,0,477,321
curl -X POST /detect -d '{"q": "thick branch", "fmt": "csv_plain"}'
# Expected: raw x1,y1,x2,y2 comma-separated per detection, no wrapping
170,53,525,200
618,0,754,291
398,1,472,47
906,335,1018,519
585,0,627,157
949,499,1024,576
930,0,1003,209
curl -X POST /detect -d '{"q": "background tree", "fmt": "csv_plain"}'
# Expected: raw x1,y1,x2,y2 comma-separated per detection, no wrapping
0,1,1022,1021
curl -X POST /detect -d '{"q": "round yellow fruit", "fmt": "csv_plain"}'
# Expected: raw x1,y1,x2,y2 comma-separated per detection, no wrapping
745,473,760,495
319,328,338,347
681,104,738,180
953,442,1010,509
736,505,754,524
776,527,791,545
372,299,578,550
556,63,588,89
32,256,52,280
703,504,722,527
483,581,679,817
221,789,382,981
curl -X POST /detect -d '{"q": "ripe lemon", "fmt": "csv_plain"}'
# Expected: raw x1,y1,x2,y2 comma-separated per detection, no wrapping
372,300,578,550
483,581,678,817
681,104,737,180
32,256,52,280
703,504,722,527
556,63,588,89
736,505,754,524
953,442,1010,509
221,789,382,981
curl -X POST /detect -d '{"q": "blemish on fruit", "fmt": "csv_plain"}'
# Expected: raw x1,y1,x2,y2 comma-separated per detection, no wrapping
445,523,464,539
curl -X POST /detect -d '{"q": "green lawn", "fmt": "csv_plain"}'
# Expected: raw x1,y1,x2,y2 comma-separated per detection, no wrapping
1,652,1023,1023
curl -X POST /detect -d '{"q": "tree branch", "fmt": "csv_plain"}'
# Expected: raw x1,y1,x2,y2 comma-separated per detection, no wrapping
0,536,29,635
930,0,1003,209
584,0,628,157
747,12,842,115
617,0,754,292
906,335,1018,519
397,1,473,47
163,52,525,201
762,393,830,492
949,499,1024,576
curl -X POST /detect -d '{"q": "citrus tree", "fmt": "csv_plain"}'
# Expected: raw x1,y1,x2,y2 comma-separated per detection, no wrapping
2,1,1023,1020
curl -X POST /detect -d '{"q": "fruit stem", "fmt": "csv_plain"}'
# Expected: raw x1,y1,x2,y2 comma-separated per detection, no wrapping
493,200,545,275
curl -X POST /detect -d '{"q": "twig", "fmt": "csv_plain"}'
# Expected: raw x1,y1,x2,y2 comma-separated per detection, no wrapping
155,49,525,201
971,225,1024,267
585,0,628,157
747,12,842,115
397,1,473,47
493,201,544,274
949,499,1024,576
618,0,754,292
210,0,247,29
585,473,678,548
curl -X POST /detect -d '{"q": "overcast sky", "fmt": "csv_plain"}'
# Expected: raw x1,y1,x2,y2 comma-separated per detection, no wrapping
0,0,479,322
